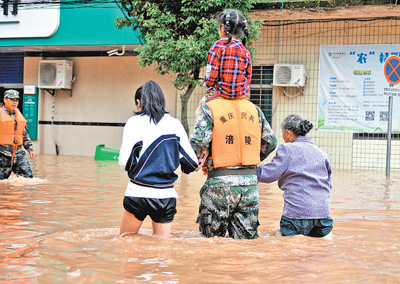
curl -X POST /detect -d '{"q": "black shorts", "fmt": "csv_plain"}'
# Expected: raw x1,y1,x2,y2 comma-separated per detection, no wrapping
123,196,177,223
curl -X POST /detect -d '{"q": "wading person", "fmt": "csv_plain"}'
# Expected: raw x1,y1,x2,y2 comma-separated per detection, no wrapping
0,90,35,179
191,9,277,239
191,98,276,239
191,25,277,238
118,81,198,239
257,114,333,238
195,8,252,121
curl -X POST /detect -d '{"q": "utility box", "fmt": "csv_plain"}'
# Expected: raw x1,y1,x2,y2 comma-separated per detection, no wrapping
23,85,38,140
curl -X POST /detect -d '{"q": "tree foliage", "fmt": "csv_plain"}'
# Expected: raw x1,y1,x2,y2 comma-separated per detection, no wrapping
115,0,262,133
254,0,398,9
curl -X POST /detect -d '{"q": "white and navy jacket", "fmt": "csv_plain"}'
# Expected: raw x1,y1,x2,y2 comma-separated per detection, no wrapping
119,114,198,198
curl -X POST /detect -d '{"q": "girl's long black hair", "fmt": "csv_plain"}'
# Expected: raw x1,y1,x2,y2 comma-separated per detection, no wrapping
135,80,167,124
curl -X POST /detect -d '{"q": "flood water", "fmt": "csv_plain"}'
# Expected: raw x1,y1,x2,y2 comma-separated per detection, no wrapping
1,155,400,283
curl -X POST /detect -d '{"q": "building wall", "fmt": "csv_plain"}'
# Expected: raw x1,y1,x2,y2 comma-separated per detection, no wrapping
255,18,400,171
253,20,357,170
24,56,176,156
180,17,400,170
20,12,400,170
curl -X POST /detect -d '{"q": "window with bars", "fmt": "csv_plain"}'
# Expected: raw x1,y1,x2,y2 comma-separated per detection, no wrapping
250,65,273,123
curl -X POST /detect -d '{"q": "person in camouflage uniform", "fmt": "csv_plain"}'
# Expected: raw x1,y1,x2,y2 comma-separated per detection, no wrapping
191,103,277,239
0,90,35,179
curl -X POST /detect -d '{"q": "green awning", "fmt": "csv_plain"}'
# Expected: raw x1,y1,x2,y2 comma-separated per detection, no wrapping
0,1,142,48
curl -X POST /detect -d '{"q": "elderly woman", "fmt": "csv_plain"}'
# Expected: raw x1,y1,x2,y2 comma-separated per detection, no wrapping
257,114,333,238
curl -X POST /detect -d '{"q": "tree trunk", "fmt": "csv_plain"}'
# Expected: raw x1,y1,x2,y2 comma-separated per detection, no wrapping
180,67,201,135
180,83,197,135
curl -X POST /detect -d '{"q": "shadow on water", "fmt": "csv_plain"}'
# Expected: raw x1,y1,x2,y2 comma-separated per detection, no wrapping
1,155,400,283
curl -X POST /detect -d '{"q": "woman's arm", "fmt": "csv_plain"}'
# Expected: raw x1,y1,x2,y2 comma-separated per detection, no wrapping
257,144,290,183
177,121,198,174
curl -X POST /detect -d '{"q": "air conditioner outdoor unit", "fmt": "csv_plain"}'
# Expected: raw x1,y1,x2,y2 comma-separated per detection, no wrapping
273,64,306,87
38,60,73,89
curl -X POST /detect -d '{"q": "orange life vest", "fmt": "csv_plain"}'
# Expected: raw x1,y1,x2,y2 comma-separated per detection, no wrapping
206,98,261,168
0,107,27,146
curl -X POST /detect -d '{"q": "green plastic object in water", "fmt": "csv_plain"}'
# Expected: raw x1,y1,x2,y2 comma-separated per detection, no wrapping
94,144,119,161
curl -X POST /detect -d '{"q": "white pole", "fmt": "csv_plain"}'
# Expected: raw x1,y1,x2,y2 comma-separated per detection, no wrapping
386,95,393,177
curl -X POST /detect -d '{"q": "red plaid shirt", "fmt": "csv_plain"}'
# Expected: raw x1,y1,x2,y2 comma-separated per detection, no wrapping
204,38,252,99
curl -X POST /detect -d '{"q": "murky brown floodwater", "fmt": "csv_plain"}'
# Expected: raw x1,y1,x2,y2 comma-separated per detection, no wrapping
1,155,400,283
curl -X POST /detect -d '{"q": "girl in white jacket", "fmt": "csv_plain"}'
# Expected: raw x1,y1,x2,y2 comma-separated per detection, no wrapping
119,81,198,239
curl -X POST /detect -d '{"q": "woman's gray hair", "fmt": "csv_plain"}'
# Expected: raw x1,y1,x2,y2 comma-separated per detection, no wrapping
281,114,313,136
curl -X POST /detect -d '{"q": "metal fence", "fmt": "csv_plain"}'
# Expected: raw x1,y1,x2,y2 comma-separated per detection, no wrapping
180,14,400,170
254,16,400,170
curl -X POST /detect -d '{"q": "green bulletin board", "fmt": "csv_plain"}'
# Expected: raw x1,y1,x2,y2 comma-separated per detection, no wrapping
23,86,38,140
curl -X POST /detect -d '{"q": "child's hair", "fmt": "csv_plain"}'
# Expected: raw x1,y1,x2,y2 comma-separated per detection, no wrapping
218,9,249,46
136,80,167,124
281,114,313,136
134,86,142,103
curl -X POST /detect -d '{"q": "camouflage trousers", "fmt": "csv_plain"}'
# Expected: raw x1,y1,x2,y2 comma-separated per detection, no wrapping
196,174,260,239
0,152,33,179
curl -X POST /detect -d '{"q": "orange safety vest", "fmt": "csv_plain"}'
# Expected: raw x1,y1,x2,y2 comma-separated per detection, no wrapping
0,107,27,146
207,98,261,168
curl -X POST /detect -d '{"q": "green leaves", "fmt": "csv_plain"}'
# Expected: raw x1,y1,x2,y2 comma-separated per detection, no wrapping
116,0,261,89
115,0,262,132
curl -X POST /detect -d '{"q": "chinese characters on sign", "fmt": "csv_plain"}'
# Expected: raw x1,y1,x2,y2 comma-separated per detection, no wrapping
1,0,19,16
0,0,60,39
318,44,400,133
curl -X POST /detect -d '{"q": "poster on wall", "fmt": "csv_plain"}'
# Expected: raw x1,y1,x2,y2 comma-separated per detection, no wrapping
317,44,400,133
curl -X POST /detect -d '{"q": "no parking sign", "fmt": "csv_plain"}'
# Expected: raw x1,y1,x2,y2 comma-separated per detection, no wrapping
384,56,400,85
383,56,400,96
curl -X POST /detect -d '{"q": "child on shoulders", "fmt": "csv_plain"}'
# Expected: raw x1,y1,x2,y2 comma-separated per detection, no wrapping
195,9,252,121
